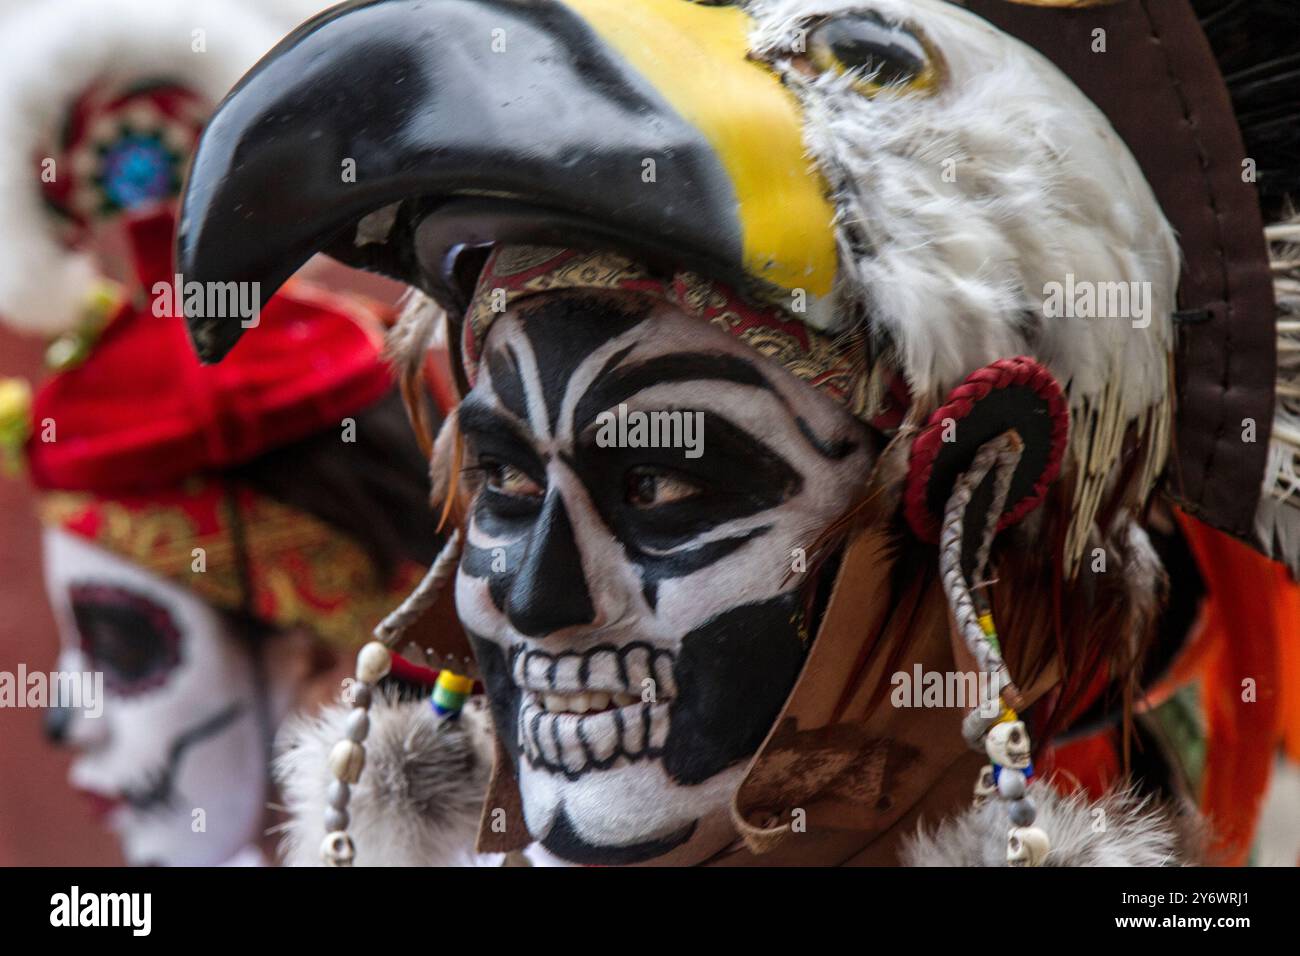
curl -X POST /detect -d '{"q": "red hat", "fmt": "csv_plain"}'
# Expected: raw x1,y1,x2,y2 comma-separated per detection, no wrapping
0,1,424,650
27,211,392,494
15,209,420,649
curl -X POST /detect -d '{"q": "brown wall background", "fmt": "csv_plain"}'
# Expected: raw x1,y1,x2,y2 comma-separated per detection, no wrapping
0,326,122,866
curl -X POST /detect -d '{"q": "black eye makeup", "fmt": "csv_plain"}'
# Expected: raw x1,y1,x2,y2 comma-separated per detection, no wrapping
574,410,802,549
68,583,183,696
459,395,548,480
466,458,548,522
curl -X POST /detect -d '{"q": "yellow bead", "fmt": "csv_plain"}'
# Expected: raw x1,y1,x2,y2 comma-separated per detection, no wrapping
437,670,474,695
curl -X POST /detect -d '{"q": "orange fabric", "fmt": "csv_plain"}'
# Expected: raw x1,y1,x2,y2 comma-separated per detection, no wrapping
1177,513,1295,865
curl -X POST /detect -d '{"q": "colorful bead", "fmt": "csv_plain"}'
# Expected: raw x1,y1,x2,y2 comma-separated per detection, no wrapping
975,697,1048,865
997,768,1026,799
431,669,474,717
327,780,350,810
349,682,372,709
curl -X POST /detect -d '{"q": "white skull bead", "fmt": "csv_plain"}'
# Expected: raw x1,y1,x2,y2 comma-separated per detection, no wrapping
1006,826,1050,867
985,719,1031,770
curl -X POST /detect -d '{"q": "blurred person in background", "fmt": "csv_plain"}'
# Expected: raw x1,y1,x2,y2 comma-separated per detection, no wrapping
0,0,466,865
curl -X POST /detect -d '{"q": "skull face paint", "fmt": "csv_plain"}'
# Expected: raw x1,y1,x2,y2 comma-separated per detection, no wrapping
455,292,873,865
42,527,270,866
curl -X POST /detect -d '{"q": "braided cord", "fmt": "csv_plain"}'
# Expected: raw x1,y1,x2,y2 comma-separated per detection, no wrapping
373,528,464,646
939,432,1023,747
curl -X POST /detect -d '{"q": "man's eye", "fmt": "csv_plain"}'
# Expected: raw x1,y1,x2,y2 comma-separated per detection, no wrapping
625,468,703,508
486,461,544,498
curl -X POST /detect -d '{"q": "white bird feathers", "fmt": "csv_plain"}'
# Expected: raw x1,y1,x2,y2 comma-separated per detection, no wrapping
749,0,1179,569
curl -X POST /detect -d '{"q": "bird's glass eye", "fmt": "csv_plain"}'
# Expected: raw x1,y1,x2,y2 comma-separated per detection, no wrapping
803,12,941,97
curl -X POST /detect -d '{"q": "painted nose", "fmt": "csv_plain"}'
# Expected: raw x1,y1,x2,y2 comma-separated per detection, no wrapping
44,704,71,744
506,492,596,637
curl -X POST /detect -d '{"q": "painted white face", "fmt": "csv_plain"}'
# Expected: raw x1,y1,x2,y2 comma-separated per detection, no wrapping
455,292,872,865
42,527,268,866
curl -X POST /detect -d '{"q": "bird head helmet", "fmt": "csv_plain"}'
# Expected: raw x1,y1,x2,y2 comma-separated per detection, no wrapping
175,0,1293,865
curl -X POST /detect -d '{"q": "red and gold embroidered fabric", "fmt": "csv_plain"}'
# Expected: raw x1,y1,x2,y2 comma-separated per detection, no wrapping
463,246,874,419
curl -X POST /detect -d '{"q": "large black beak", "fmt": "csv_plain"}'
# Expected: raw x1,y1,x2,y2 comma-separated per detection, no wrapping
177,0,836,362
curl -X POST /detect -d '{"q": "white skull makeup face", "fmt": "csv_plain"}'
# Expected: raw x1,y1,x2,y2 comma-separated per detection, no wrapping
42,527,271,866
455,292,873,865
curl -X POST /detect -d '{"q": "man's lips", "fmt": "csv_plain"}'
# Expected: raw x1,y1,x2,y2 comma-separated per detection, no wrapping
76,789,124,823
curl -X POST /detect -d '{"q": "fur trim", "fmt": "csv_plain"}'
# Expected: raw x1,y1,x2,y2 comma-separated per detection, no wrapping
900,782,1198,866
0,0,296,336
273,689,498,866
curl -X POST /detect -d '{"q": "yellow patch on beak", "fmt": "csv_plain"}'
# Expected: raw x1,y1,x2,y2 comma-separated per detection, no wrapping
561,0,837,297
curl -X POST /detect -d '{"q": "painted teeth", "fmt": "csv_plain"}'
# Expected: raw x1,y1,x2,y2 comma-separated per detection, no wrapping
519,698,671,777
511,642,677,776
510,642,677,699
538,690,619,714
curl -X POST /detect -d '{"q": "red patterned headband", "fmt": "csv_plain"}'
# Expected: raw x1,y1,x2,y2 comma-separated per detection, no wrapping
40,479,424,651
462,246,885,423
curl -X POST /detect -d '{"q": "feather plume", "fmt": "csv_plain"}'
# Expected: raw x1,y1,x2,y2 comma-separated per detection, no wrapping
749,0,1178,576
